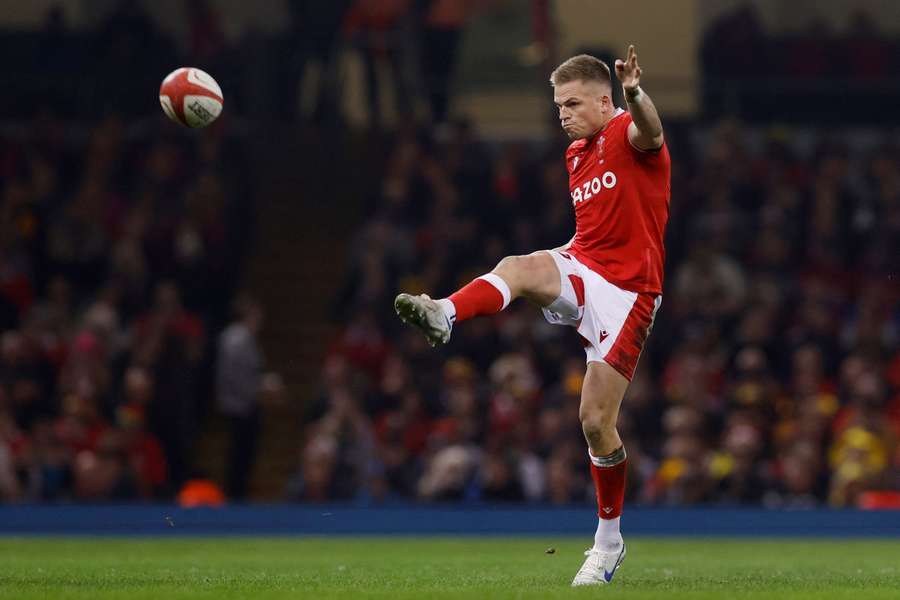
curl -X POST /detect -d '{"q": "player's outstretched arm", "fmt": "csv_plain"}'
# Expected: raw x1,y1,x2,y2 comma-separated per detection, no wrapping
615,45,664,151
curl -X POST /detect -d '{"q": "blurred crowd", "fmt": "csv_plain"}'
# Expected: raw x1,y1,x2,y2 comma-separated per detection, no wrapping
3,0,484,129
296,119,900,508
701,4,900,122
11,0,900,127
0,112,251,502
703,4,900,80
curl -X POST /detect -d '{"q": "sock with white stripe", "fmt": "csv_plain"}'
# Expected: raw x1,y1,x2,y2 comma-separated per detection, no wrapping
444,273,512,322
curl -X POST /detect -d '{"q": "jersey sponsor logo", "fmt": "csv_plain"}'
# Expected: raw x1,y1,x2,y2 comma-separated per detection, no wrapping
570,171,617,205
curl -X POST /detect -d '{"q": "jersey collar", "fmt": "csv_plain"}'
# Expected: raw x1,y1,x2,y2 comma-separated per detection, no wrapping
586,108,626,146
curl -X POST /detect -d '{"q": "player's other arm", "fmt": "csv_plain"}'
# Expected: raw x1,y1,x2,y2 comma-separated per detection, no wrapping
615,45,664,151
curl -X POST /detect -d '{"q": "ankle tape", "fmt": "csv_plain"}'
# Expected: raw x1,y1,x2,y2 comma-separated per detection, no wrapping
589,446,626,468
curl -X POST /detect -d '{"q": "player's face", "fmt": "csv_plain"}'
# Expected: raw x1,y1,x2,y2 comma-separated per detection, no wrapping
553,80,612,140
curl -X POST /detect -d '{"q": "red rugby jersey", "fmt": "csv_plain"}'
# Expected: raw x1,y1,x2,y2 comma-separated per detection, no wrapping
565,109,671,294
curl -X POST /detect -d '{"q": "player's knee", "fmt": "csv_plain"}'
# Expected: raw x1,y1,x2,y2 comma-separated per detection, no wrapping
495,254,524,274
494,254,529,290
579,403,616,441
499,252,549,273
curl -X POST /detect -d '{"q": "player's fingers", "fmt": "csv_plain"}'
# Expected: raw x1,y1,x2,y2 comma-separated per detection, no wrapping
615,59,625,70
627,45,635,61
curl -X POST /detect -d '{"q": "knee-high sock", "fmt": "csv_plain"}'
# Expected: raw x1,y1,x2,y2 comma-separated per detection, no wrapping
589,446,626,550
443,273,511,323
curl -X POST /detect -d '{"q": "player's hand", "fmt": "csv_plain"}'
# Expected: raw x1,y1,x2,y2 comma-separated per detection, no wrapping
615,45,642,91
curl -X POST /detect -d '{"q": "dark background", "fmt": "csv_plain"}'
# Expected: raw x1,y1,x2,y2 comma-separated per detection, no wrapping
0,0,897,509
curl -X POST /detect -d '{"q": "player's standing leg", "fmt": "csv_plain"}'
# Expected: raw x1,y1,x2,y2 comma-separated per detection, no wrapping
572,360,629,586
394,251,561,345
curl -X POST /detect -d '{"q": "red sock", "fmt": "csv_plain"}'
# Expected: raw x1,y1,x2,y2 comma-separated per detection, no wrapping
448,275,510,322
590,459,627,519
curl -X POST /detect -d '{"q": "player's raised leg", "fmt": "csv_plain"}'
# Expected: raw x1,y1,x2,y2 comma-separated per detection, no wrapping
394,251,561,346
572,360,629,586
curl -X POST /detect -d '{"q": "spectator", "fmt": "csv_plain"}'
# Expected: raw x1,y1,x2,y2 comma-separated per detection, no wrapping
421,0,480,125
216,295,282,500
134,282,205,488
344,0,417,128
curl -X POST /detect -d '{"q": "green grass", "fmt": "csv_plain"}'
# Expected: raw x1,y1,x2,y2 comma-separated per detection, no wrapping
1,537,899,599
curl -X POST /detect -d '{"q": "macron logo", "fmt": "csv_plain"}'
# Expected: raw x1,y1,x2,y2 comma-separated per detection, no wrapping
602,507,613,514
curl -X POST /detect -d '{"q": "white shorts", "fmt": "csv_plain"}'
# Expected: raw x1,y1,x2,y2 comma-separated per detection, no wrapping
541,250,661,380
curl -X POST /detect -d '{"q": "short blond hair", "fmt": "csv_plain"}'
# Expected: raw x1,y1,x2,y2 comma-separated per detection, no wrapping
549,54,612,88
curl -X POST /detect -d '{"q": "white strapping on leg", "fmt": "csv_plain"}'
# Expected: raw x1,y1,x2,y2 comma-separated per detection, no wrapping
436,298,457,323
594,516,622,551
589,447,627,468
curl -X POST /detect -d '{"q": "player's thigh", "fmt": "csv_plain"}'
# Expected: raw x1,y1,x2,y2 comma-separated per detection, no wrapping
579,360,629,427
493,250,561,306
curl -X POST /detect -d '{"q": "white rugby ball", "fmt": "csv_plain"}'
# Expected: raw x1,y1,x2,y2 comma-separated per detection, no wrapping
159,67,223,128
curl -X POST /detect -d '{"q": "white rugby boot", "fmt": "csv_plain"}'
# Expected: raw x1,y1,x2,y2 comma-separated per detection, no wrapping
394,293,453,347
571,543,626,586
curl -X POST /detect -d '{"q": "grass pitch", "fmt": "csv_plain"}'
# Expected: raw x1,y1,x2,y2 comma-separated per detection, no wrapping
1,537,899,599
